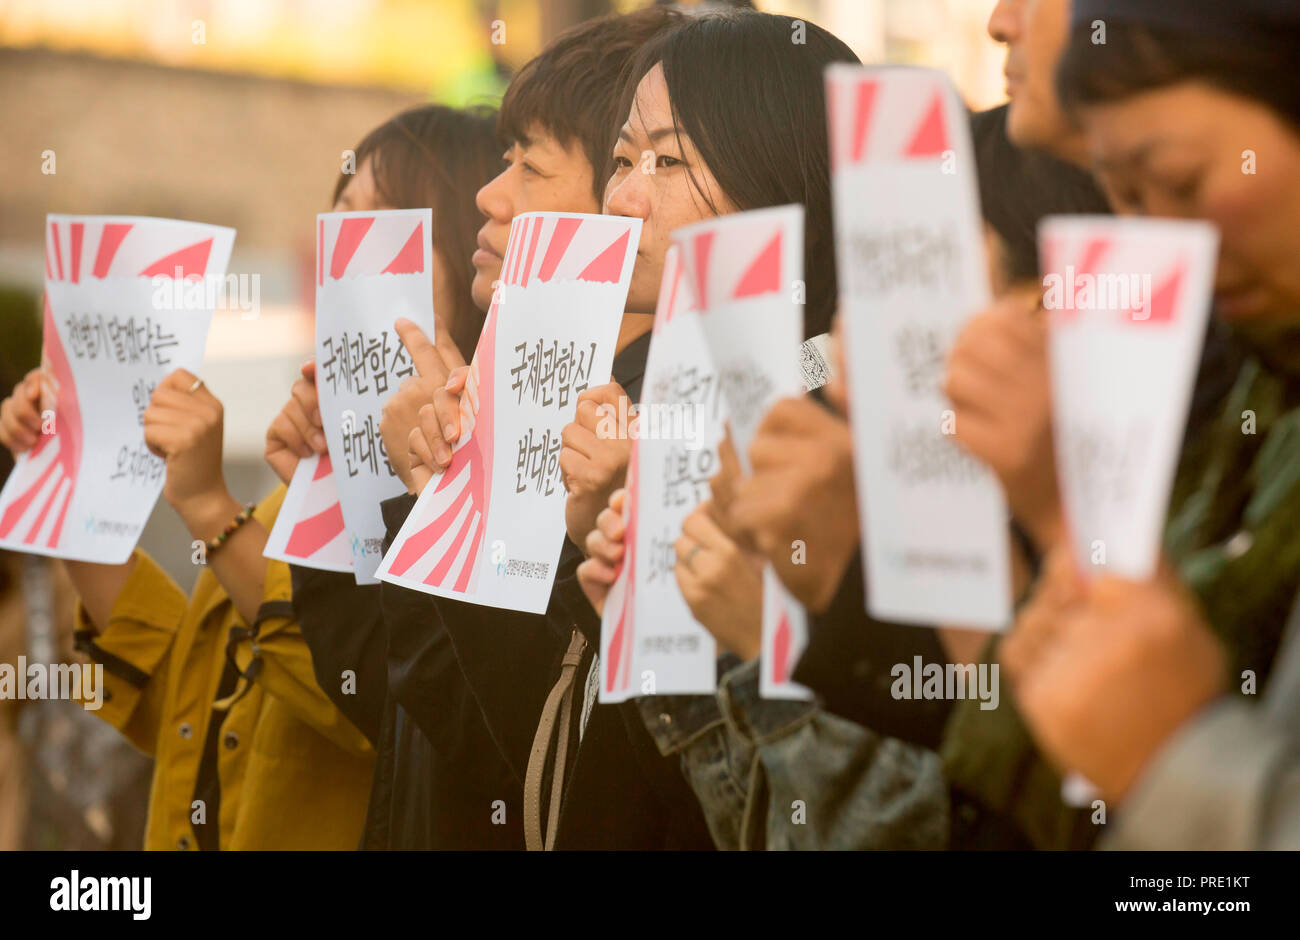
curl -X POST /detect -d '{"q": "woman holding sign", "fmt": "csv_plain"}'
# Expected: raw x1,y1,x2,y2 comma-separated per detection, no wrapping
264,103,520,850
998,0,1300,849
0,361,376,851
407,9,874,849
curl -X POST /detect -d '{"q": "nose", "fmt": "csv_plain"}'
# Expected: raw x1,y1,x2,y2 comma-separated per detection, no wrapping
476,165,513,223
605,165,651,220
987,0,1020,44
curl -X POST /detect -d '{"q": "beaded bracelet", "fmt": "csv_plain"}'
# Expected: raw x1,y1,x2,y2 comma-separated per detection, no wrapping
205,503,257,557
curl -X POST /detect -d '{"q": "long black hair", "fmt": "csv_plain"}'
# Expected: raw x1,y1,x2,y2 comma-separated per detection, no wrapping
614,9,860,339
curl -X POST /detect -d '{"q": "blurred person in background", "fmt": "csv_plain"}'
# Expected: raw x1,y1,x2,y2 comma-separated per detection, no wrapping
274,103,513,849
1001,0,1300,850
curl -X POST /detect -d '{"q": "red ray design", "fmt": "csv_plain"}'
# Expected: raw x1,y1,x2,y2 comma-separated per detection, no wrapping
577,229,629,283
140,238,214,279
1134,262,1184,324
732,230,782,299
691,231,714,312
92,223,133,278
51,222,64,281
772,607,792,683
284,502,345,558
605,439,638,693
330,218,374,279
520,216,544,287
388,475,472,575
537,217,581,283
0,296,83,547
382,221,425,275
70,223,84,284
904,91,949,158
851,79,880,164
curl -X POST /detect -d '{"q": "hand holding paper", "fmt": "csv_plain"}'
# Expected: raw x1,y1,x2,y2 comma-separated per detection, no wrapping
0,214,234,562
826,64,1011,630
264,359,327,487
377,211,642,613
1040,215,1219,579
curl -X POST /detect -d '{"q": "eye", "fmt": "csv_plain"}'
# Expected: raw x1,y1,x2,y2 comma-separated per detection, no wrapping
521,161,542,178
612,155,634,169
1160,174,1200,203
657,155,682,168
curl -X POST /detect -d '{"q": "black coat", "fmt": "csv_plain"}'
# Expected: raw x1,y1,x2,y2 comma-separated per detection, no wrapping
383,330,715,850
292,513,523,849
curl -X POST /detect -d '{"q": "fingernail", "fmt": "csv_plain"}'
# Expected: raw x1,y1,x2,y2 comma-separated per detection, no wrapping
312,433,327,451
435,444,450,466
444,424,457,441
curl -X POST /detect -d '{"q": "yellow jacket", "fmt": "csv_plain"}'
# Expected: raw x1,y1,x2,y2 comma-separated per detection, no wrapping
74,485,374,850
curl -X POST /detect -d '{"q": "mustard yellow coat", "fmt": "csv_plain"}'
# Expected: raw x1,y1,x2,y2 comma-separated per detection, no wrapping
75,486,374,850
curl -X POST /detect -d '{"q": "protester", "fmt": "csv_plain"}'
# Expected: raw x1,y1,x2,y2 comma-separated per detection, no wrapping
402,7,859,850
998,0,1300,850
0,364,375,850
269,104,508,849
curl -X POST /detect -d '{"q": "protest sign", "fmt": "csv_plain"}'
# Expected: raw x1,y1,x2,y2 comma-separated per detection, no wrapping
826,64,1012,630
377,212,640,613
1040,215,1219,579
673,204,811,698
600,246,721,702
318,210,432,581
0,215,234,562
263,454,353,572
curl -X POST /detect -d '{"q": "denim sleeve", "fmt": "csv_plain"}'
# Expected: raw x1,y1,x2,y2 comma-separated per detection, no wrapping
719,658,949,850
638,657,948,850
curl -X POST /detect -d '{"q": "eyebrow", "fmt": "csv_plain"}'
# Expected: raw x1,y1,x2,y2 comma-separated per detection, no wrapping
617,125,683,145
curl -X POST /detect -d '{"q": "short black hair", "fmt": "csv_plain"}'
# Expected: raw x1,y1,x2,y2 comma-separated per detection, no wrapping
970,104,1111,283
1057,21,1300,131
498,7,685,203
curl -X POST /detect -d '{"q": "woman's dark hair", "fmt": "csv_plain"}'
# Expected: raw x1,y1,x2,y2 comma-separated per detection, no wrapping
1056,22,1300,131
334,105,502,359
970,104,1111,283
500,6,685,204
614,9,860,339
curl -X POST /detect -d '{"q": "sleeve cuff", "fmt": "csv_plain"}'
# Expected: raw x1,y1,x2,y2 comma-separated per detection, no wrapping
74,549,186,677
1104,700,1291,851
718,658,817,745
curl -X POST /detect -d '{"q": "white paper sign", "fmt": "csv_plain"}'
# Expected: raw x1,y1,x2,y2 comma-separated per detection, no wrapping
827,64,1012,630
1040,215,1219,579
263,454,353,572
599,247,721,702
0,215,234,562
376,212,641,613
317,209,433,582
672,205,812,699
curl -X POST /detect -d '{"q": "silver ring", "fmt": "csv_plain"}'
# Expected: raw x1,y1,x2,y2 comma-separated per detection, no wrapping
680,544,704,574
188,378,204,393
